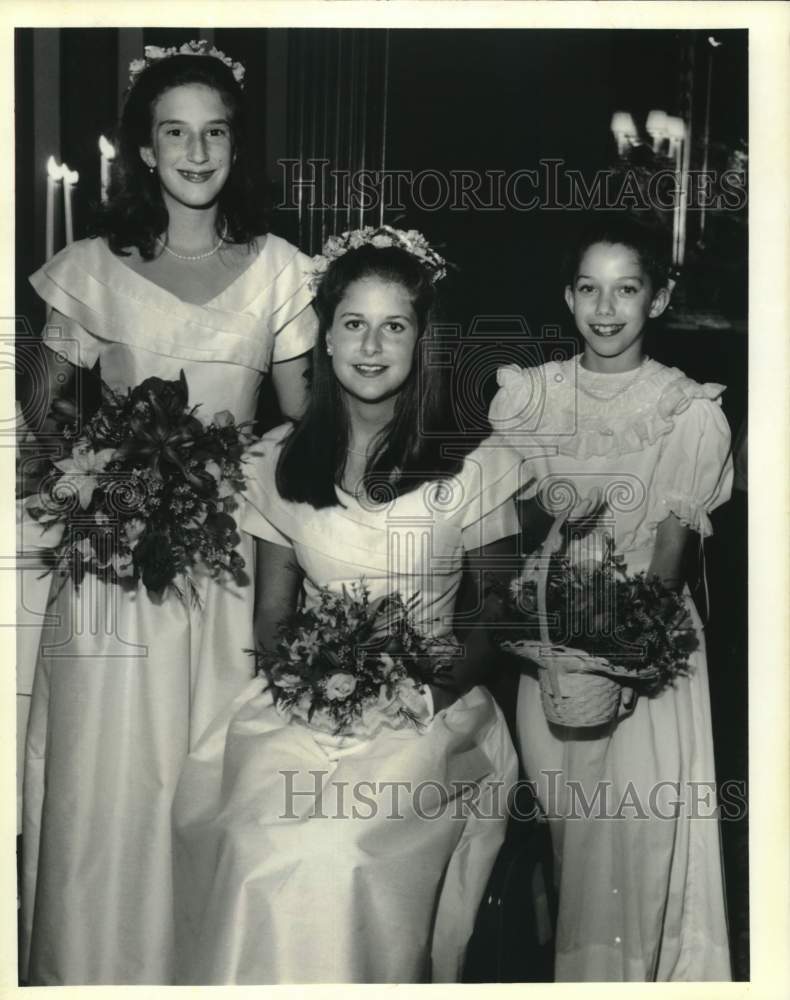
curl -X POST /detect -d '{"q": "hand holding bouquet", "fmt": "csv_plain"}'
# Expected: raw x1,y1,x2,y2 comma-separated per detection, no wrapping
251,582,457,739
24,371,255,603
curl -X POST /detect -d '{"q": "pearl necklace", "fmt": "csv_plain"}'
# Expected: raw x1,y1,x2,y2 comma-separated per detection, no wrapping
157,224,228,261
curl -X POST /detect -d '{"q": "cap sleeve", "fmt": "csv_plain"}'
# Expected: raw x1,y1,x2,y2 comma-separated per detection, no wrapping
461,497,519,552
40,307,103,369
451,438,533,551
237,425,294,549
649,396,733,537
31,237,112,369
264,245,317,363
271,301,317,363
239,496,293,549
30,236,313,372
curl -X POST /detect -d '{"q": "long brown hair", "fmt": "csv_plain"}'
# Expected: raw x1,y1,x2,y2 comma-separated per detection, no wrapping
276,244,463,509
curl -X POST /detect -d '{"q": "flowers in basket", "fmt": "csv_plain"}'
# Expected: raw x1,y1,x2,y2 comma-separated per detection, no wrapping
24,371,255,603
250,582,457,738
489,541,699,728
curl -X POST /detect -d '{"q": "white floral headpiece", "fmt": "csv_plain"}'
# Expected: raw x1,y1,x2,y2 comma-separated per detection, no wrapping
309,225,448,292
129,40,246,88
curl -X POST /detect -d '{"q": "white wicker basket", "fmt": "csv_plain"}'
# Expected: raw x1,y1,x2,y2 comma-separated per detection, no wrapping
506,518,654,728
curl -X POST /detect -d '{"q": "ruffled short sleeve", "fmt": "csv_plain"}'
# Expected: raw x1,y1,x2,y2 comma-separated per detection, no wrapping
488,363,547,438
487,363,565,503
649,396,733,537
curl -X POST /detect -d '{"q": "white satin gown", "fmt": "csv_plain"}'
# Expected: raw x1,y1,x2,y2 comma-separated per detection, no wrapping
172,426,527,983
20,234,316,984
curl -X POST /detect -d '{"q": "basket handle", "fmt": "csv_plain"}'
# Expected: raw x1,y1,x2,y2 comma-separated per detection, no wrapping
534,522,658,694
536,512,569,648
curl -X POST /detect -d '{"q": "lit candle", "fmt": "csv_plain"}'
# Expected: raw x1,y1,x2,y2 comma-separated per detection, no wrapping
63,165,79,244
610,111,638,156
677,120,692,268
645,110,669,154
45,156,62,261
99,135,116,203
673,144,683,267
664,118,686,266
665,115,685,162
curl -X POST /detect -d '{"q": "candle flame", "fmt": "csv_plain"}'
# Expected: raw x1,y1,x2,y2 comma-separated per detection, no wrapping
99,135,116,159
63,165,80,185
645,110,669,137
47,155,63,180
610,111,636,135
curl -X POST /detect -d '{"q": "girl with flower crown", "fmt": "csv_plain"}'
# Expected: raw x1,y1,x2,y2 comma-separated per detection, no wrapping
489,213,732,981
170,228,527,984
21,46,316,984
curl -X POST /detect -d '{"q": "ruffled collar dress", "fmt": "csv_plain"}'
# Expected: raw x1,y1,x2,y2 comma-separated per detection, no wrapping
487,355,733,982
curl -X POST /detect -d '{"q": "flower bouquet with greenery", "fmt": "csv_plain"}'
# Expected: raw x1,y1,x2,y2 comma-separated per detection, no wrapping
251,582,456,738
24,371,254,603
490,539,699,727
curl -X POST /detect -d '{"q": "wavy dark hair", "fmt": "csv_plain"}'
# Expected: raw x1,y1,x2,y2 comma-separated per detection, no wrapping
90,54,267,258
277,244,463,509
563,212,670,292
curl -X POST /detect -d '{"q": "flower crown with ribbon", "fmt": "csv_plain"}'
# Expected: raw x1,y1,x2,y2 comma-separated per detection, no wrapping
128,40,246,88
309,225,448,292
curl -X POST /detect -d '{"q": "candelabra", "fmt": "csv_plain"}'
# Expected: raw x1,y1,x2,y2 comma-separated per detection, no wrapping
610,108,689,274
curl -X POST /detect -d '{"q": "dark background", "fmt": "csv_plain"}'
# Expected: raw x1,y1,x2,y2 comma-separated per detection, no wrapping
16,27,748,430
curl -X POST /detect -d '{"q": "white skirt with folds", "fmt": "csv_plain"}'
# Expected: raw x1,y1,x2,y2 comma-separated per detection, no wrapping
173,680,517,984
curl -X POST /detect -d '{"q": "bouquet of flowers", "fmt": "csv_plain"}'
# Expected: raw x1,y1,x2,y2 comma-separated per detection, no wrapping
25,371,255,603
491,541,698,726
251,582,457,738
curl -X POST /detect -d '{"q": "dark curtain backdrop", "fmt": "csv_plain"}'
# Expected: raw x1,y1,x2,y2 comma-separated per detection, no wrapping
15,26,747,429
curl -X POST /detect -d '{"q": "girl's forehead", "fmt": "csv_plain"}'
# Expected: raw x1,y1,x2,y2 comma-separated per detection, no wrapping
152,83,230,122
578,241,644,274
338,277,416,310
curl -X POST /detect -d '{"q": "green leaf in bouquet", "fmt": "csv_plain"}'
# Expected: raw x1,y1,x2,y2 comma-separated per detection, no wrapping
131,530,179,595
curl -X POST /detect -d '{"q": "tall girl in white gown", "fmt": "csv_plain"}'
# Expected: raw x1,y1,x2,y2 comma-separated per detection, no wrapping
489,215,733,980
172,230,524,983
20,47,316,984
